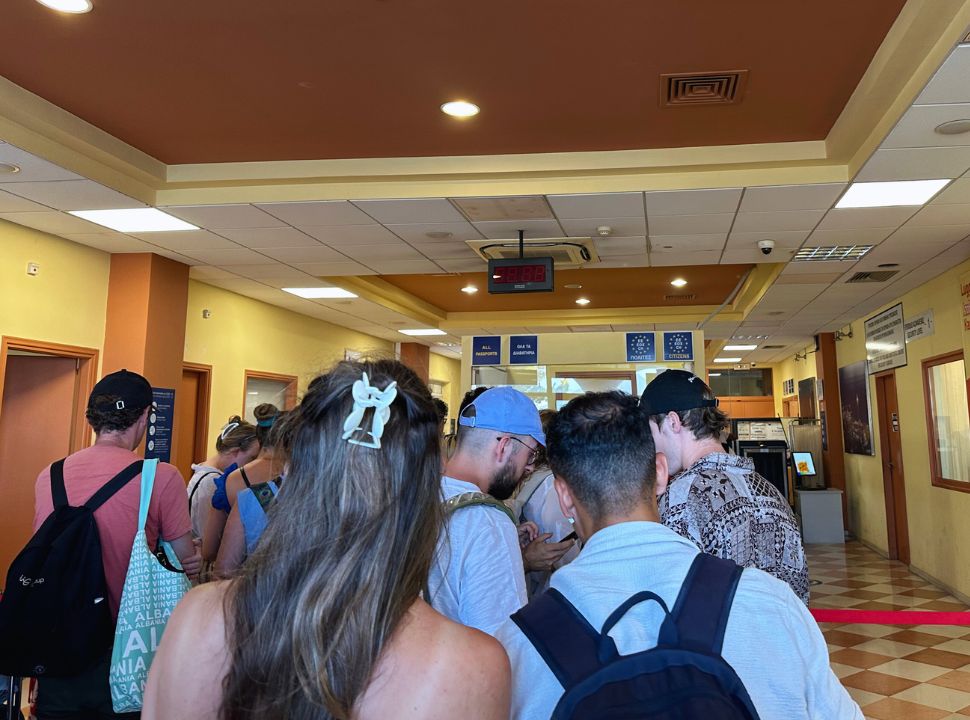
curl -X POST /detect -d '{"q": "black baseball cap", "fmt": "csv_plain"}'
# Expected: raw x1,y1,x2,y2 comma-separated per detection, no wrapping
640,370,718,415
88,369,153,411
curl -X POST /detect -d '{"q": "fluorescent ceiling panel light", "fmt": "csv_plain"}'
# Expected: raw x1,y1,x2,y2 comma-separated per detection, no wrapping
793,245,872,262
399,328,447,336
723,344,757,351
713,357,742,363
282,287,357,299
835,179,950,208
708,373,722,377
69,208,197,232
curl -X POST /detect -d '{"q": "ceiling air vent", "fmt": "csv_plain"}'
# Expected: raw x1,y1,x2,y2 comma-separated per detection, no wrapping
661,70,748,107
793,245,873,262
846,270,899,283
663,294,696,302
466,237,599,268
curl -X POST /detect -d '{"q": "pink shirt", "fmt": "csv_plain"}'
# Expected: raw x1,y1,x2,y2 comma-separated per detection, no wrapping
34,444,192,618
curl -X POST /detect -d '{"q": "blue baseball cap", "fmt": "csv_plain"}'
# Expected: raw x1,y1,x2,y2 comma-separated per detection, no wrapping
458,386,545,446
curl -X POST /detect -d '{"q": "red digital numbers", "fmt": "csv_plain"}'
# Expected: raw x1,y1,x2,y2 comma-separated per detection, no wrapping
495,264,546,284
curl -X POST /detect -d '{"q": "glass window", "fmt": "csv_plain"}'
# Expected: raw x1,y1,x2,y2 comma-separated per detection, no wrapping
244,372,297,423
708,369,773,397
923,353,970,488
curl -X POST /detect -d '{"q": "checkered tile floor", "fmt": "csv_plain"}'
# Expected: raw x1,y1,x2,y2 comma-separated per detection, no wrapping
811,542,970,719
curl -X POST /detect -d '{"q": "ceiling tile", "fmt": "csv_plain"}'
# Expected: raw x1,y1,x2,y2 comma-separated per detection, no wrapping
781,259,858,276
128,229,239,250
905,203,970,226
855,147,970,181
560,216,646,237
472,219,564,239
739,183,846,212
887,223,970,243
651,250,721,266
648,213,734,235
774,272,844,284
411,243,480,260
882,104,970,149
731,210,825,233
806,227,896,246
383,221,483,243
645,189,742,216
340,243,423,261
178,247,272,265
292,261,376,276
649,234,727,252
591,254,650,268
259,245,349,263
369,259,443,274
815,206,917,230
720,248,795,264
254,200,374,226
546,192,644,219
436,258,489,273
725,229,810,249
0,188,57,212
353,198,465,224
148,248,202,265
301,224,401,245
593,236,648,257
0,210,102,234
188,266,240,280
932,177,970,204
61,233,161,254
915,44,970,105
221,263,314,281
214,226,322,248
1,179,145,211
162,204,285,229
0,145,84,182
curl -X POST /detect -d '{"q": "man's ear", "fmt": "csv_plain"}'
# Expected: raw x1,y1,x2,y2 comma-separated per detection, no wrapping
553,475,578,521
665,411,682,433
653,451,670,499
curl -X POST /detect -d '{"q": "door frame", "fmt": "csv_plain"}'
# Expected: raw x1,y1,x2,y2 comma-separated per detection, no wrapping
0,336,99,453
182,362,212,471
242,370,298,414
874,370,909,564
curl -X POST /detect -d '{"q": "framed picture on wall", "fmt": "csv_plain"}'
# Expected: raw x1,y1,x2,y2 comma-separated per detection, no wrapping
838,360,875,455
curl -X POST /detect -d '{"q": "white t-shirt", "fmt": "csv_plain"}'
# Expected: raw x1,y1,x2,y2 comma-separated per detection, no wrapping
496,521,862,720
427,476,528,636
516,467,580,595
185,463,220,540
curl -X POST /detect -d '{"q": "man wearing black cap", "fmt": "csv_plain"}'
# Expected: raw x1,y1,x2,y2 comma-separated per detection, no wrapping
30,369,200,718
641,370,809,605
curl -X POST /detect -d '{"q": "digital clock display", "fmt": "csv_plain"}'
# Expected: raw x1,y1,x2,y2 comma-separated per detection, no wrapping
487,257,555,294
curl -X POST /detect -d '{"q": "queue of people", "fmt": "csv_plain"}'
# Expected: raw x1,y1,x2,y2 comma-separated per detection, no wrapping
0,360,862,719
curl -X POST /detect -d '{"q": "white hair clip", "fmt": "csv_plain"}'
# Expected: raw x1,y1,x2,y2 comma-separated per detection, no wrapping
341,372,398,449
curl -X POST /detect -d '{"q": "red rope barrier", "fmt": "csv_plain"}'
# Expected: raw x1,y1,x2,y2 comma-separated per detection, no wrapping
811,608,970,625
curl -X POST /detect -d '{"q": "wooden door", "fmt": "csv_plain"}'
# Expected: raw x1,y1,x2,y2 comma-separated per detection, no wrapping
875,372,909,564
0,355,78,578
174,364,211,483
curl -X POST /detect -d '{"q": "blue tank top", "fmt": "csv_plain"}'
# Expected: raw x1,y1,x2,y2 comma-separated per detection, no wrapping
237,480,278,554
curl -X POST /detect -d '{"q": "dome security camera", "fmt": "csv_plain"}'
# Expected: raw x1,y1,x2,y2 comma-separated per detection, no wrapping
758,239,775,256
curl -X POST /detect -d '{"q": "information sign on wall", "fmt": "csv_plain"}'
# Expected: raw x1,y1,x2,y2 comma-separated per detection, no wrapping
904,310,935,343
509,335,538,365
662,331,694,361
864,303,907,374
145,388,175,463
471,336,502,366
625,332,656,362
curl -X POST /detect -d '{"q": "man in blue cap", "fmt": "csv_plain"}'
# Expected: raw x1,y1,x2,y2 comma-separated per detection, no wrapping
427,386,572,636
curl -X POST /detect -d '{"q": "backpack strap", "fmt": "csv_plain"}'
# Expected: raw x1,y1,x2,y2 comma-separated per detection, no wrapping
511,589,603,690
50,458,69,509
239,466,252,489
666,553,744,655
188,469,220,513
443,491,517,525
78,460,144,512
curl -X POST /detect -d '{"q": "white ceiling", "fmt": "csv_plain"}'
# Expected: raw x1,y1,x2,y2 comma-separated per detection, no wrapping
1,43,970,365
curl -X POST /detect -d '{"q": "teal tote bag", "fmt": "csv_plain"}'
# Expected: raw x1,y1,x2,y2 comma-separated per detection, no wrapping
109,458,191,712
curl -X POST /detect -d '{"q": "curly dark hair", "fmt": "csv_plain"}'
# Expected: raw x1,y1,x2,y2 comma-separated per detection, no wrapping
85,395,147,434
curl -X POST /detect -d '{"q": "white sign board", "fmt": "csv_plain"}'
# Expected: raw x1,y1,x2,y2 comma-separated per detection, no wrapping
736,420,787,442
865,303,907,374
905,309,935,343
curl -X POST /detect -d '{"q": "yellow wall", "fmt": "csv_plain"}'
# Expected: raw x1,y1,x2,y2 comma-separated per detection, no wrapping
429,352,461,427
770,353,819,418
777,259,970,596
0,220,109,354
183,280,393,448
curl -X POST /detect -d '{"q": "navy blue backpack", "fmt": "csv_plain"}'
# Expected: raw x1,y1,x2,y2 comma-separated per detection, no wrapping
511,553,761,719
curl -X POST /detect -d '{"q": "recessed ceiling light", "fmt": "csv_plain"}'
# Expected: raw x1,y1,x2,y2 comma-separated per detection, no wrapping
708,373,722,377
836,179,950,208
282,287,357,299
793,245,872,262
575,297,591,306
714,357,742,363
35,0,92,12
723,344,757,351
400,328,447,336
441,101,480,118
670,278,688,288
69,208,197,232
934,119,970,135
0,163,21,175
461,285,478,294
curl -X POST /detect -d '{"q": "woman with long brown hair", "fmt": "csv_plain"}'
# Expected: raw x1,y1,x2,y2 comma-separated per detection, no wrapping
143,360,510,719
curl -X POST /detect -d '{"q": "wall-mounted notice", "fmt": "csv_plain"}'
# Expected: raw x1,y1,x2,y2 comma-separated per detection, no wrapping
904,310,935,343
625,332,656,362
471,336,501,366
145,388,175,463
509,335,538,365
865,303,907,374
663,331,694,361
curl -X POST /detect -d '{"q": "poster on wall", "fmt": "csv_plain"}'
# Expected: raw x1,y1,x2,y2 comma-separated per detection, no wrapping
838,360,874,455
865,303,907,374
145,388,175,463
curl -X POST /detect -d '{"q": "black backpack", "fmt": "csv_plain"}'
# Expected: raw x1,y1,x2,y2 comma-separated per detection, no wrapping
0,458,142,678
511,553,761,720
